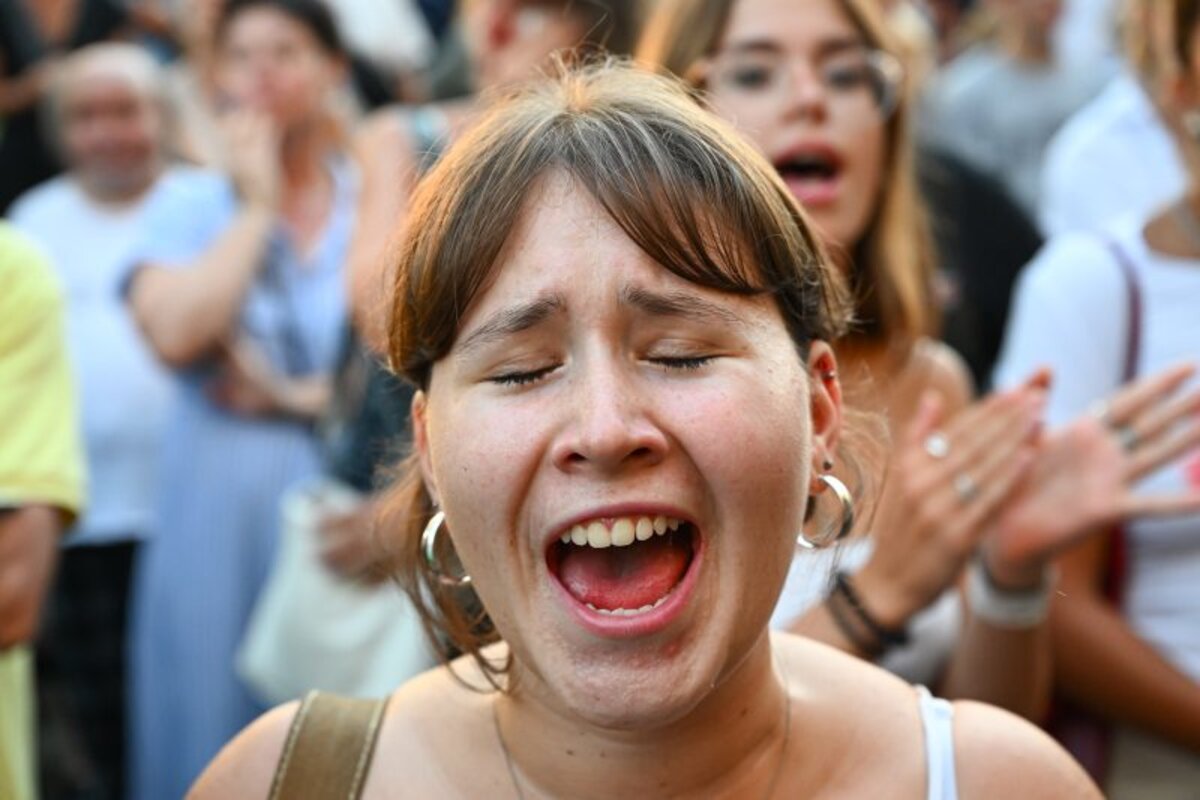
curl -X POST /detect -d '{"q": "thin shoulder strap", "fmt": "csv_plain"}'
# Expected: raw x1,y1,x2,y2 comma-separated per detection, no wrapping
1104,237,1143,382
916,686,958,800
268,691,390,800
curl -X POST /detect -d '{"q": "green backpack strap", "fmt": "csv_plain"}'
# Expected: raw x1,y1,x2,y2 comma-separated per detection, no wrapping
268,691,390,800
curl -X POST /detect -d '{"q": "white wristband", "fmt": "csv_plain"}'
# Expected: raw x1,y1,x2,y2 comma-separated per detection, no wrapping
965,558,1056,629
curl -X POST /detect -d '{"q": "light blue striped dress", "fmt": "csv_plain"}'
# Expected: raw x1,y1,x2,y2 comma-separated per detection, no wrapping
126,163,354,800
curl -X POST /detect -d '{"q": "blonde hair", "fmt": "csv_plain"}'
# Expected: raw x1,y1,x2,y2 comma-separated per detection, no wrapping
637,0,939,349
381,59,853,681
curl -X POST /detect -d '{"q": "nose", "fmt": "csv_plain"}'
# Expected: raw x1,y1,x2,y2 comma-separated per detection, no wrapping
551,359,668,475
784,59,828,124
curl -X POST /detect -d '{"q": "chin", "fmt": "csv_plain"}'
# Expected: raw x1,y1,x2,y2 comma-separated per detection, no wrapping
547,656,714,731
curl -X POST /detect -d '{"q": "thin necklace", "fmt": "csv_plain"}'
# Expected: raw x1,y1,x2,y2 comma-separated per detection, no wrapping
491,683,793,800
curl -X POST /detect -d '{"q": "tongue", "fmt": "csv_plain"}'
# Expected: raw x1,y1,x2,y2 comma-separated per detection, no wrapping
558,533,691,611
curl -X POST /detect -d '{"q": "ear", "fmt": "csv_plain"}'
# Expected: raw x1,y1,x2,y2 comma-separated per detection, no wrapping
411,390,440,507
805,341,842,477
484,0,520,52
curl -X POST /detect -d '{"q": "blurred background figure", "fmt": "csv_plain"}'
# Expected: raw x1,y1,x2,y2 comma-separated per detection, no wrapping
1039,0,1185,235
120,1,356,795
0,0,135,213
7,43,180,800
920,0,1108,218
0,225,86,800
995,0,1200,793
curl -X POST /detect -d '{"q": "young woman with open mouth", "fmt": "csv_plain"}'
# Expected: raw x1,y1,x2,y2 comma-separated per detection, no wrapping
189,62,1099,799
639,0,1200,721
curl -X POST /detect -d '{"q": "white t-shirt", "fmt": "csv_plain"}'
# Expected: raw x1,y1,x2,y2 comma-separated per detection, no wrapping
994,216,1200,683
1039,72,1184,236
8,171,197,546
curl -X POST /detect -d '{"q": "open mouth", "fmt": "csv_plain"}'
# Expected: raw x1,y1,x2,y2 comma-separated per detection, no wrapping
547,515,698,619
774,149,843,207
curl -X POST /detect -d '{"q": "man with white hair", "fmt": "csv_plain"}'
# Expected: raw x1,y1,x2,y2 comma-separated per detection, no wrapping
8,42,199,800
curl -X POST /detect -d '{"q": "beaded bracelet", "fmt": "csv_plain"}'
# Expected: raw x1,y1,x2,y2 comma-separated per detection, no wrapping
826,581,885,658
830,571,910,653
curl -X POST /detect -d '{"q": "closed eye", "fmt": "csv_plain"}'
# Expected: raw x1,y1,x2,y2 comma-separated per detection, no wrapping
490,365,559,386
651,355,714,371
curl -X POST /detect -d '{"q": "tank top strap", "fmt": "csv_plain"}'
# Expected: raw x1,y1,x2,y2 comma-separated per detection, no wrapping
915,685,958,800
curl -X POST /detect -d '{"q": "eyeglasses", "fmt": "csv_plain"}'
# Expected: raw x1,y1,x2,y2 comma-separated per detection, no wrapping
696,46,904,122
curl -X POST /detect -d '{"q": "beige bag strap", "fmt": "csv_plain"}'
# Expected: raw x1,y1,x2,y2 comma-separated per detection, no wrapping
268,691,390,800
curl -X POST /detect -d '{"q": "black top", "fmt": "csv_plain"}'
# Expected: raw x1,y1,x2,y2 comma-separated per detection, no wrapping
917,144,1043,391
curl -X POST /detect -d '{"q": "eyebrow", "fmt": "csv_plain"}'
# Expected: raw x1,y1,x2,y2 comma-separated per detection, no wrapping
456,293,567,356
721,35,869,60
620,285,747,328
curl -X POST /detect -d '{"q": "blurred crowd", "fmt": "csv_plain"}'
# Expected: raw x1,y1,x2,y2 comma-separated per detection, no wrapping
0,0,1198,798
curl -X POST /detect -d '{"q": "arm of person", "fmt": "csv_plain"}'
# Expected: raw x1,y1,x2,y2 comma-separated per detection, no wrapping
953,700,1101,799
0,227,85,647
0,50,53,115
346,111,419,354
0,506,65,648
129,204,274,367
940,585,1051,721
187,702,299,799
1052,535,1200,752
128,113,281,368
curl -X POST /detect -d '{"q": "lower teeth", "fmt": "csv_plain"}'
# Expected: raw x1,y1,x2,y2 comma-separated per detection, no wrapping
585,592,671,616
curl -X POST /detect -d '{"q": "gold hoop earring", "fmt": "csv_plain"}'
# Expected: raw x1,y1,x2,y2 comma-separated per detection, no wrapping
420,510,472,587
797,474,855,550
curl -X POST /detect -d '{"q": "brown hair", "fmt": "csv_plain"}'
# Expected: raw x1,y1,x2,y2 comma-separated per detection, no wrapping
382,58,853,681
637,0,939,349
1123,0,1200,108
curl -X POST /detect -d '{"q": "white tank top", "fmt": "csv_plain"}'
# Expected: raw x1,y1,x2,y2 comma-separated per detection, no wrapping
917,686,959,800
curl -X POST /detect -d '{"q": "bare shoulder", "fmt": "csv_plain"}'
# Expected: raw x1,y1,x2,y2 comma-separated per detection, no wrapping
772,633,927,792
952,701,1102,799
910,337,974,414
187,700,301,799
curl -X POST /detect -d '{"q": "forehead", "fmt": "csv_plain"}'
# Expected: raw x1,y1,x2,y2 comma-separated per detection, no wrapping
62,69,154,108
456,173,776,331
223,7,314,45
721,0,863,50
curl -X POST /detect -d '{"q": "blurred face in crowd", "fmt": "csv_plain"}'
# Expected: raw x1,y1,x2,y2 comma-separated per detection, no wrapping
701,0,895,251
461,0,587,90
989,0,1063,36
58,52,166,201
216,5,344,128
414,173,838,727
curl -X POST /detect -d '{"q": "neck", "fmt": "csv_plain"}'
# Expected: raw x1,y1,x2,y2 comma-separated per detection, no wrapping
997,23,1052,65
496,633,791,799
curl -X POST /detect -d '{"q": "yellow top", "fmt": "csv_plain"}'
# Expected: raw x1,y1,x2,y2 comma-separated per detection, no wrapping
0,222,85,800
0,222,85,513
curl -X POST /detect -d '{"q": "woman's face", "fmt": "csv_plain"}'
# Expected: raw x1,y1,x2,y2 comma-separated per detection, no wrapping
414,174,840,727
217,7,342,127
704,0,890,252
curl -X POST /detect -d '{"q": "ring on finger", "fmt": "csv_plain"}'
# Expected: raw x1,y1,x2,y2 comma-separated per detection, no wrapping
1114,425,1139,452
1089,399,1113,427
953,471,979,503
923,431,951,460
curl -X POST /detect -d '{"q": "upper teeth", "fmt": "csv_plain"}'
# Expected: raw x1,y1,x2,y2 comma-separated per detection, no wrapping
560,515,682,548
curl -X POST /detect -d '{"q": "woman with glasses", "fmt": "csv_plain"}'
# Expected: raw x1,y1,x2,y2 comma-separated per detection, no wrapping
639,0,1200,720
190,59,1099,800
